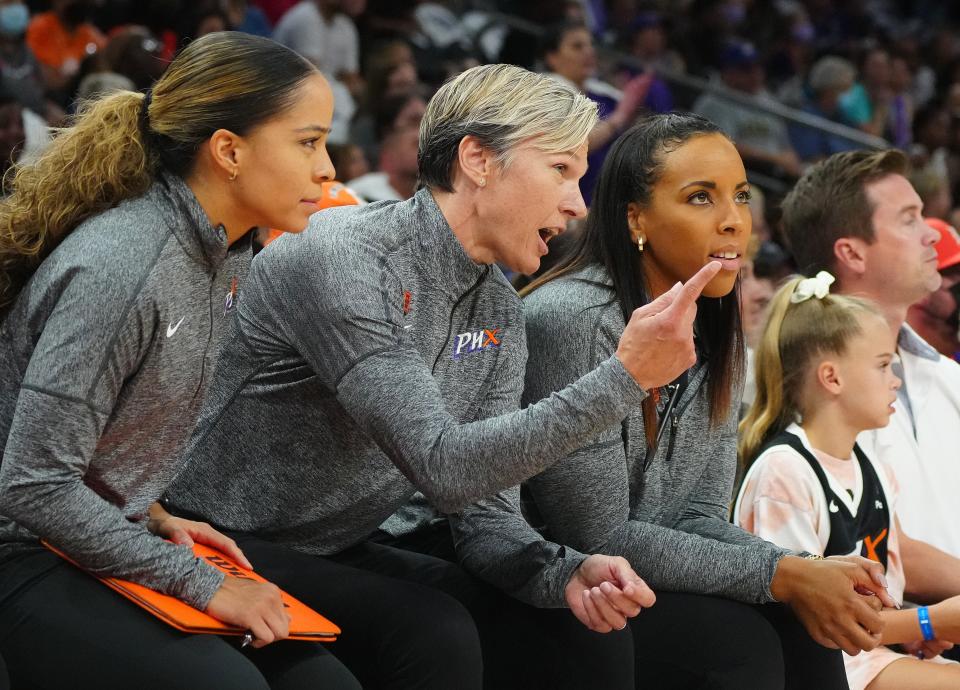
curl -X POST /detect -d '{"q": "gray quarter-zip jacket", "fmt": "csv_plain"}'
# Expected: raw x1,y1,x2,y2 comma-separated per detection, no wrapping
167,189,647,607
0,173,250,609
454,264,789,604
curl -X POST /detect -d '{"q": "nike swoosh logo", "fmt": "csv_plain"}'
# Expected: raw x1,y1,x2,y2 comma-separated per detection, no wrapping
166,317,185,338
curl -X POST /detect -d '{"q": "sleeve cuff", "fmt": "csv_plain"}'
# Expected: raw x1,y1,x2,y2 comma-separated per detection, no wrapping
542,546,589,609
602,355,649,406
177,558,226,610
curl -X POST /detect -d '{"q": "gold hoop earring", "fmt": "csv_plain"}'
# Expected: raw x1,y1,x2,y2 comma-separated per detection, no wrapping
229,169,238,181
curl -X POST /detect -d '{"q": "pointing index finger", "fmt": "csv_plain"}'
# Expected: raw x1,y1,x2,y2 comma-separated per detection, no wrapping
668,261,721,313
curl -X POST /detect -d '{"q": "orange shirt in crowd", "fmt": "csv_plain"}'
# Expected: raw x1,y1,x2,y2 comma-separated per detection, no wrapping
26,12,106,74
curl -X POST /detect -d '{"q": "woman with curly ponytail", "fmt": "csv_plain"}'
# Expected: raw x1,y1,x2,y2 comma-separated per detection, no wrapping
0,31,361,689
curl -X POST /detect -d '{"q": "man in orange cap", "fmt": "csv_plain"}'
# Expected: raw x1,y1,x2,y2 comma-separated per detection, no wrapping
906,218,960,360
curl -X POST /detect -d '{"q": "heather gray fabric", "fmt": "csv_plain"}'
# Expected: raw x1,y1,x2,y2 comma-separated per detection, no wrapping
0,173,251,609
455,264,789,604
167,189,647,607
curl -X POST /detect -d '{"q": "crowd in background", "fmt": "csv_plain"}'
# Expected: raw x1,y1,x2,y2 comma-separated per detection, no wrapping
2,1,960,362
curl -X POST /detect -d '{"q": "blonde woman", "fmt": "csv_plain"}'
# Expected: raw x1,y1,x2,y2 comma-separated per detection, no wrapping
162,64,723,689
736,274,960,690
0,32,359,689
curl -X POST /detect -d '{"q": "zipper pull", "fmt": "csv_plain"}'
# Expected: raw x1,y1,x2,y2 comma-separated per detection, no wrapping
665,414,679,461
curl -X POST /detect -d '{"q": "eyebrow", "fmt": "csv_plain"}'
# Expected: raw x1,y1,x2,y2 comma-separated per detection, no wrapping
898,204,921,215
680,180,750,190
293,125,331,134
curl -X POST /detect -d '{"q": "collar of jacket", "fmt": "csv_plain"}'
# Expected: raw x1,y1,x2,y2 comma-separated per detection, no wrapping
149,171,231,272
899,323,940,362
411,187,486,298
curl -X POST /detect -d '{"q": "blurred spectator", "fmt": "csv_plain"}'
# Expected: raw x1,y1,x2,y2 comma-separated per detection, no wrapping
789,55,860,163
496,0,567,69
693,40,802,178
352,58,424,166
678,0,736,77
131,0,182,63
347,122,419,201
0,1,45,117
906,218,960,360
373,93,425,142
178,0,229,42
763,3,816,98
887,53,914,148
739,236,776,408
0,86,23,182
839,46,892,138
75,70,132,101
99,27,164,92
740,238,775,351
25,0,105,97
910,101,954,189
255,0,299,27
890,31,937,112
274,0,359,86
0,83,47,174
910,167,953,221
748,183,770,242
327,142,369,183
624,11,684,75
412,2,472,57
225,0,272,37
540,20,652,204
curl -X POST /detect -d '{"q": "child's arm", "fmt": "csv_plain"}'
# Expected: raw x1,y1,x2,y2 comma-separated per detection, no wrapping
882,596,960,646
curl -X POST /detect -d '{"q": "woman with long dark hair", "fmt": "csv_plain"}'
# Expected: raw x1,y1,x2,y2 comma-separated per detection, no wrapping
456,113,896,689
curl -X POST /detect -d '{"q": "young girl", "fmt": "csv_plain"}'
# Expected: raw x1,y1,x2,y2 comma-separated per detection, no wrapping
736,271,960,690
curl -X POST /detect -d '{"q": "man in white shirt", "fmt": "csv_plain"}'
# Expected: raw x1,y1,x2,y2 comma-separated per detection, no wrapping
781,149,960,576
273,0,358,82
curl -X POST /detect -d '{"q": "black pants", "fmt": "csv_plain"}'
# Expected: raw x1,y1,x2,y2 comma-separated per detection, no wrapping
0,547,360,690
381,525,847,690
626,591,847,690
227,532,486,690
348,529,635,690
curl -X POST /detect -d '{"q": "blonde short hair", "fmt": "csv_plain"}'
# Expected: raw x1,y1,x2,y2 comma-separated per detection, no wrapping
418,63,598,192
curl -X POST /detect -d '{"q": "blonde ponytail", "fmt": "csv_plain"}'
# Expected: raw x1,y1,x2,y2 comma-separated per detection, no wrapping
738,277,803,467
0,91,152,314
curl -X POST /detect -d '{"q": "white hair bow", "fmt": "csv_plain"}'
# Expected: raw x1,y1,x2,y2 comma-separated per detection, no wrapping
790,271,835,304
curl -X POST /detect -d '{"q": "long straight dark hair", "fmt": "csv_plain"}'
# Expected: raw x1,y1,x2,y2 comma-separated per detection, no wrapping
524,113,745,445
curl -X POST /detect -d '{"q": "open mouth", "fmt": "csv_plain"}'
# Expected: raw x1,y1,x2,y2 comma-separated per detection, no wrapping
537,227,561,254
709,250,742,271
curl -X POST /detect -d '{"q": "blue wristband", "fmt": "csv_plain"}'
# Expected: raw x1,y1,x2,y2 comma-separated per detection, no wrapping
918,606,935,641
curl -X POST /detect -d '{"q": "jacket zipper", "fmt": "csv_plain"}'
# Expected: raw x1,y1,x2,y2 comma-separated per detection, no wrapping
192,271,217,399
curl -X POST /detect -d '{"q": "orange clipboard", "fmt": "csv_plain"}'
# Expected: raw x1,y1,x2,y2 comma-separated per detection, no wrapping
44,541,340,642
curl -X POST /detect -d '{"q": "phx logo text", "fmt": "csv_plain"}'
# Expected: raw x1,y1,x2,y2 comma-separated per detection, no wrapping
452,328,501,360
